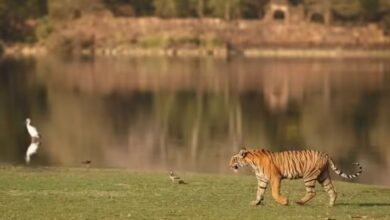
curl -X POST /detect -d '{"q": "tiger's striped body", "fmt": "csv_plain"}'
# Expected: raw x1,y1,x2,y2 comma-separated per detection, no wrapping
229,148,362,206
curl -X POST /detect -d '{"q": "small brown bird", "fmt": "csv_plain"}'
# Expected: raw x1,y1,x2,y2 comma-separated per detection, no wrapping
169,170,186,184
82,160,92,167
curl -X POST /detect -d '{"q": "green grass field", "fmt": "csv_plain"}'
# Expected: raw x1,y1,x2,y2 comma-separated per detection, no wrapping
0,166,389,220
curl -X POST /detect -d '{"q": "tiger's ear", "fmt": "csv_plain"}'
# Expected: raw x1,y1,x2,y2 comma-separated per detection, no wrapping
239,148,248,157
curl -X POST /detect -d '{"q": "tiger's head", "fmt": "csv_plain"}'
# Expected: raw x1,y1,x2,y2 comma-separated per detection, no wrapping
229,148,250,173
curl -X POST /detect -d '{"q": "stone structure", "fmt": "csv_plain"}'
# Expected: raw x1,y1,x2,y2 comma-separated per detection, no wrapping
305,0,332,25
264,0,330,25
265,0,291,22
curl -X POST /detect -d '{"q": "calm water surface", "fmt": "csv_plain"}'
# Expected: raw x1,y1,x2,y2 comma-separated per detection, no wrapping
0,56,389,186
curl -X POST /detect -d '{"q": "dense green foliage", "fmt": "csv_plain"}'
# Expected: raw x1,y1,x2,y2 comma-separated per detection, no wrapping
1,0,390,42
0,0,47,41
0,166,389,219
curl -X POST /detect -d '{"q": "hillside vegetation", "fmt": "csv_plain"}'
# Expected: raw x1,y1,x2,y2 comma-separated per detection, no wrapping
1,0,390,43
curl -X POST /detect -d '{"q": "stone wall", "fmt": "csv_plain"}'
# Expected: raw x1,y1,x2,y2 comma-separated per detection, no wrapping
51,14,390,50
2,14,385,57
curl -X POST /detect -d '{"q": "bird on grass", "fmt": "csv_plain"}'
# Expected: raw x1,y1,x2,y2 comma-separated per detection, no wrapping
82,160,92,167
25,141,39,163
82,160,91,164
169,170,186,184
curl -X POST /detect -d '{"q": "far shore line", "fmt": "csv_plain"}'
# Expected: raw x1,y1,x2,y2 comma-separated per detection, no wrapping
3,44,390,59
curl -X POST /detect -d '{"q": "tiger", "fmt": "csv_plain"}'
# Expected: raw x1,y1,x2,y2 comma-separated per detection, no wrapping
229,148,362,206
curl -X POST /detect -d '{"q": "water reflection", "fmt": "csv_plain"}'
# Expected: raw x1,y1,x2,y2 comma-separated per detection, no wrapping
0,56,389,185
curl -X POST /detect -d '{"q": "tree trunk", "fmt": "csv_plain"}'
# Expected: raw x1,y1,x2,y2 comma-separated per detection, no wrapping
225,1,231,20
197,0,204,18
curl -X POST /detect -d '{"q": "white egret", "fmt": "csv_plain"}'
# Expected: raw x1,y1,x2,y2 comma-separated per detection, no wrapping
25,141,39,163
25,118,40,139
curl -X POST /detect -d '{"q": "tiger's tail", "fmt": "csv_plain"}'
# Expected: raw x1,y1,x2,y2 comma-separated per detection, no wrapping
329,159,362,179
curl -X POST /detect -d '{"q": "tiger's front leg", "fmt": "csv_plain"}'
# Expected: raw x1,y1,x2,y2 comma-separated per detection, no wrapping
270,177,288,205
251,176,268,206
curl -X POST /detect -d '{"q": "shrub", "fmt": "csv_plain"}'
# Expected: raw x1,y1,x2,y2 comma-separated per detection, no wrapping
200,35,225,48
46,34,74,54
35,16,53,42
381,13,390,36
46,33,94,54
139,35,171,48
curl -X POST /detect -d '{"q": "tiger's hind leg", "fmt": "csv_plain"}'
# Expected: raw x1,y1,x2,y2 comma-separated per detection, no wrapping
296,177,317,205
318,170,337,206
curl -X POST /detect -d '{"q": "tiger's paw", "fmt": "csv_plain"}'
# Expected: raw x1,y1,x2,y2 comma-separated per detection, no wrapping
278,198,289,206
250,200,261,206
295,201,305,206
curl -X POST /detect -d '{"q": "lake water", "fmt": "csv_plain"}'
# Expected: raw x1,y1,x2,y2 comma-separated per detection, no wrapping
0,56,389,186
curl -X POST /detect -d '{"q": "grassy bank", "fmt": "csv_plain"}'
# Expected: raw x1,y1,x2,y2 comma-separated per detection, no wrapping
0,166,389,219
